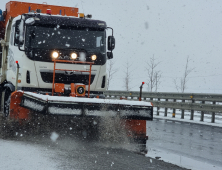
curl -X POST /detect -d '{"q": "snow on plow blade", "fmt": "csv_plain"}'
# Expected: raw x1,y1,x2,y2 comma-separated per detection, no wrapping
19,92,153,120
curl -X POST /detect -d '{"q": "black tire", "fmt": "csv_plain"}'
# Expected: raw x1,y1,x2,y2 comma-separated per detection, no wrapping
3,88,12,117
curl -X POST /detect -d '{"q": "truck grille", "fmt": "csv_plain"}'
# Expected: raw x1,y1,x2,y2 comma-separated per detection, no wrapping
40,72,95,85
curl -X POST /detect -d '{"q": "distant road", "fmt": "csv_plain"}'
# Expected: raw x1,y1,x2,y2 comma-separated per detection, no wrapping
147,118,222,167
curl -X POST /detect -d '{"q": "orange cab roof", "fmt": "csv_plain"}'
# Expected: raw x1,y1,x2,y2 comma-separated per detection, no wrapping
4,1,78,27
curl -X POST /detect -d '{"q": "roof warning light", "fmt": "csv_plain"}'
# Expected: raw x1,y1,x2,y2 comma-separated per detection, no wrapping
79,13,84,18
47,9,51,15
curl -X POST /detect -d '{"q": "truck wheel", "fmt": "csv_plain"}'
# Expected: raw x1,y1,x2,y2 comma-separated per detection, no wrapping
3,88,11,117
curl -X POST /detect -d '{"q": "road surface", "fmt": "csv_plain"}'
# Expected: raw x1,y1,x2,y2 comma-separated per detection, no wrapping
146,118,222,168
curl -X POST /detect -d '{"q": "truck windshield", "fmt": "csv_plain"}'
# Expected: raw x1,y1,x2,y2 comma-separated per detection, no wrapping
25,25,106,52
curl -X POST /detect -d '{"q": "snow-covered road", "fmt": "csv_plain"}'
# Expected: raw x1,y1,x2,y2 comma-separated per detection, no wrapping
0,115,188,170
0,135,188,170
0,139,58,170
2,114,221,170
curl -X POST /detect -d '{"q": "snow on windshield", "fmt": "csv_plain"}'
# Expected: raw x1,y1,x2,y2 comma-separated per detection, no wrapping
26,25,105,52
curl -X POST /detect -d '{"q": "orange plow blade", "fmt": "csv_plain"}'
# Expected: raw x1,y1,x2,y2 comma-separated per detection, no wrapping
8,91,152,145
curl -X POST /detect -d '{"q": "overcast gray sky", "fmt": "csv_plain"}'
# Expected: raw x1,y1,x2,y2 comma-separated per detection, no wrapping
1,0,222,93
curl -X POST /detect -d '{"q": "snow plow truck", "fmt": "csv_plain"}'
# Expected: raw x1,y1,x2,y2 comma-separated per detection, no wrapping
0,1,153,142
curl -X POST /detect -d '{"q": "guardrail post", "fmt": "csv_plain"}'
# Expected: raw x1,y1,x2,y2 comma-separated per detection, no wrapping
172,99,176,118
190,99,194,120
157,98,160,116
211,101,216,123
181,99,185,119
164,99,168,116
200,101,205,121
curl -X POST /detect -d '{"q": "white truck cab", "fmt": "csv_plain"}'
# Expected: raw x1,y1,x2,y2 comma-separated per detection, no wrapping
0,12,115,96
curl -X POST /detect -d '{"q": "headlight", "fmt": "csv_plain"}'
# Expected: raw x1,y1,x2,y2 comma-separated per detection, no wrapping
52,51,59,59
71,53,78,59
91,55,97,61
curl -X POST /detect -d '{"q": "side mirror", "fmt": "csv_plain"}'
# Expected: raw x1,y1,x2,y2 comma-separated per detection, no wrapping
108,36,115,51
14,20,24,46
15,17,26,52
19,19,25,44
107,52,113,59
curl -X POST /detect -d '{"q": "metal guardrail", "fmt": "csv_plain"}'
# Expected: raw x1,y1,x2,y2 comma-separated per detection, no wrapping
104,90,222,123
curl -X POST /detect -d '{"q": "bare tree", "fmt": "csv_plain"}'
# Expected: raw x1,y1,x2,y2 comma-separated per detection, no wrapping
123,60,133,91
145,55,161,92
173,56,194,92
107,60,118,90
154,71,161,92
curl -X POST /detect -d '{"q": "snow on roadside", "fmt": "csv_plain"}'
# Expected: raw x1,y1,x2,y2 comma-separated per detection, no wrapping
153,108,222,128
0,139,58,170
